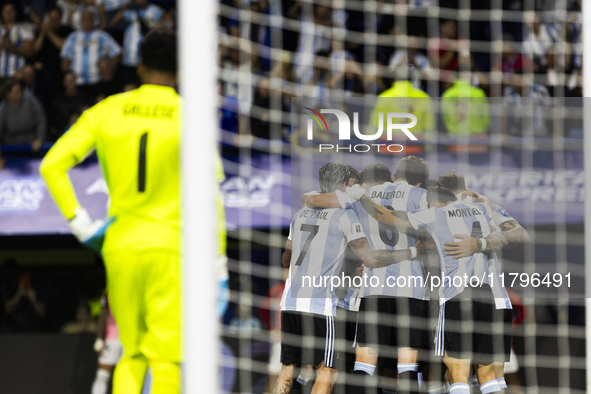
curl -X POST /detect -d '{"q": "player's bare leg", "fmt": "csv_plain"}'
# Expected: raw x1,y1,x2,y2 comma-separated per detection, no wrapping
312,360,338,394
272,364,296,394
492,361,504,379
443,352,471,393
477,363,501,393
265,373,278,394
398,347,420,394
492,361,509,391
476,363,497,383
297,364,313,386
355,344,378,366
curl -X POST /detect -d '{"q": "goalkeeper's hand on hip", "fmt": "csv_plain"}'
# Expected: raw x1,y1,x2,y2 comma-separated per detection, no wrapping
69,207,114,254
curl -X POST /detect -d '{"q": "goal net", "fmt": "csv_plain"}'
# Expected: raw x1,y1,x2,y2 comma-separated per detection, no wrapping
216,0,585,393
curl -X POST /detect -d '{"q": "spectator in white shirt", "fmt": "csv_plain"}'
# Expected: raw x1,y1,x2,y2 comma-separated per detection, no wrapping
502,68,556,138
0,3,34,78
522,11,559,73
111,0,163,81
388,36,434,89
61,11,121,88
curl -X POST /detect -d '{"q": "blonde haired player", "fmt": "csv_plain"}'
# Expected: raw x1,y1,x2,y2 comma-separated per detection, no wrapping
40,30,182,394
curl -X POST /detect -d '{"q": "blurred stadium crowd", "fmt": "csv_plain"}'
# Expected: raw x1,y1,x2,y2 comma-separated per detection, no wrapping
0,0,176,169
218,0,583,145
0,0,176,333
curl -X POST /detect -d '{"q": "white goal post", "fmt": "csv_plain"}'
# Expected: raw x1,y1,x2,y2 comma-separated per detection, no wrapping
583,1,591,393
180,0,219,393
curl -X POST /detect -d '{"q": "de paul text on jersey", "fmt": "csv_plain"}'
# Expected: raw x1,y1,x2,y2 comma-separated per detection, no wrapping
299,209,329,220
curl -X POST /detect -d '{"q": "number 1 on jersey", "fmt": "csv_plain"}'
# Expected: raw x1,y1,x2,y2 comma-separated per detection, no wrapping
138,131,148,192
295,224,319,266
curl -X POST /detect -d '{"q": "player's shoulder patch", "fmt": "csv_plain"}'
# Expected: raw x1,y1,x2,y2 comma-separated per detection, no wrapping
493,204,512,218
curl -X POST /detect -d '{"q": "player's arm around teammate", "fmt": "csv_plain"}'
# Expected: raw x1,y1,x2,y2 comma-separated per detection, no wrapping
344,184,415,230
281,239,292,268
302,190,425,266
348,236,424,268
443,191,530,259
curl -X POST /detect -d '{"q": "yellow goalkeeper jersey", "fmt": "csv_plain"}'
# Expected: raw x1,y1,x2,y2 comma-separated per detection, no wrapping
441,80,490,134
40,84,181,252
40,84,227,255
370,80,434,138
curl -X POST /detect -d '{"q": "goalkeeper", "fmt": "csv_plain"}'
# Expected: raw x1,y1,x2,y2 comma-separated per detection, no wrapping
40,30,182,394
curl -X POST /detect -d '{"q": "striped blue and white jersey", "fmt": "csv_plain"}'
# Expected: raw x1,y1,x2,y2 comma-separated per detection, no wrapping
337,181,429,299
522,23,559,66
61,29,121,85
336,285,360,312
456,194,513,309
487,203,514,309
0,24,34,77
96,0,130,12
302,191,362,312
57,0,100,30
503,83,552,136
408,201,510,308
121,5,164,66
280,207,366,317
335,247,362,312
388,50,434,89
457,193,516,230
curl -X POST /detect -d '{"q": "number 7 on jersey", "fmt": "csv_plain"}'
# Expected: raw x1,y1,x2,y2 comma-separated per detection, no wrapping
294,224,319,266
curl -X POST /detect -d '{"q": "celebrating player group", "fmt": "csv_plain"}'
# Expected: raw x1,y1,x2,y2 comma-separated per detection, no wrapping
275,156,529,394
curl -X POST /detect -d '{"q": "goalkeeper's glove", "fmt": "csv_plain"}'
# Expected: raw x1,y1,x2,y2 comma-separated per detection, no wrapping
69,207,114,253
217,255,229,317
345,184,366,201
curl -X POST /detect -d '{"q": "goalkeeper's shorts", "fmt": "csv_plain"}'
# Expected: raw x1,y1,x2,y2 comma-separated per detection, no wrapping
104,250,180,363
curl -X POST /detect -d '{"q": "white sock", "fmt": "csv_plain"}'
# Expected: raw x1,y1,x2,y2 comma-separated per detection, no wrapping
297,366,312,385
397,362,419,374
91,369,111,394
353,361,376,376
480,379,501,393
296,374,310,385
496,377,508,389
449,382,470,393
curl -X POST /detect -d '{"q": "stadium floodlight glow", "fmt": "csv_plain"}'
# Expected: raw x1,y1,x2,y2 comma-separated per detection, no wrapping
180,0,218,393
